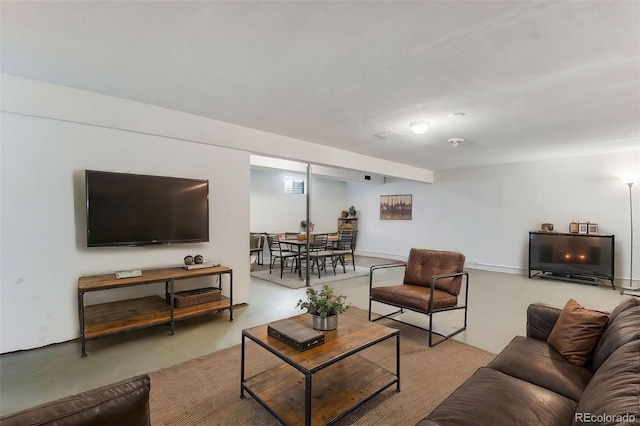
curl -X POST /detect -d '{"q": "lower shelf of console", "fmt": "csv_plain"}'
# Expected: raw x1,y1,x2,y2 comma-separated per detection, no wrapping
83,295,231,339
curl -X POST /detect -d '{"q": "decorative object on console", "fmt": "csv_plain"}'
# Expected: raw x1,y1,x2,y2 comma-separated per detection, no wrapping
347,206,357,218
296,284,349,330
619,173,638,295
184,262,218,270
115,269,142,279
340,210,348,218
588,223,598,234
194,255,204,264
540,223,554,232
578,222,588,234
569,221,579,233
380,194,412,220
184,255,194,265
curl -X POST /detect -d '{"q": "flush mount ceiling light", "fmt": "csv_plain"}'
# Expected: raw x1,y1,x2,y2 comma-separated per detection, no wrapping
449,112,466,118
409,121,430,134
448,137,464,147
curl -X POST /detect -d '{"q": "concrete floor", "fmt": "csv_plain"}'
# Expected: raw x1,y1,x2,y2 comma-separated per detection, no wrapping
0,256,626,416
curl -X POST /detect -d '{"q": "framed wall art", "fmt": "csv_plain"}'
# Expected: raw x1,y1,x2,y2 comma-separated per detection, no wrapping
380,194,412,220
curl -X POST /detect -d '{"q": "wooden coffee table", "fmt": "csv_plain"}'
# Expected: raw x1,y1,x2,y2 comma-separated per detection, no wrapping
240,313,400,426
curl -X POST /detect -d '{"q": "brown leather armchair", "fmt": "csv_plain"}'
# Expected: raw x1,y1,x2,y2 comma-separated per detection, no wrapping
368,248,468,346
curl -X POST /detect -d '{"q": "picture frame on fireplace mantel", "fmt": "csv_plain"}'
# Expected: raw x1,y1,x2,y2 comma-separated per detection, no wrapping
578,223,588,234
588,223,598,234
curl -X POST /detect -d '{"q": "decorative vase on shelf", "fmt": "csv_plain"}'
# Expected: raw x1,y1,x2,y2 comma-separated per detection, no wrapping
312,314,338,331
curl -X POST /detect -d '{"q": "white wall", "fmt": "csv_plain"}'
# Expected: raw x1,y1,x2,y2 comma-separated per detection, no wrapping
0,112,250,353
3,75,433,183
2,75,638,353
250,168,347,233
0,75,424,353
0,90,255,353
349,151,640,286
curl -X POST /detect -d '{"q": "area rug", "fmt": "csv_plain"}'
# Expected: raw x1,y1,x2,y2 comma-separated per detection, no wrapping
149,308,496,425
250,265,370,289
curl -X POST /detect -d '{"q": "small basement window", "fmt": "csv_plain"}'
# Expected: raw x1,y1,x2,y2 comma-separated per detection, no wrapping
283,177,305,194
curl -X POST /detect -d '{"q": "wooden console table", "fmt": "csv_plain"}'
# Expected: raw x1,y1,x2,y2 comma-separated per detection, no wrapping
78,265,233,357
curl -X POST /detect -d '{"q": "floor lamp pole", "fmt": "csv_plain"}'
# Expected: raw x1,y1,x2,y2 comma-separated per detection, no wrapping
621,180,635,295
628,182,634,289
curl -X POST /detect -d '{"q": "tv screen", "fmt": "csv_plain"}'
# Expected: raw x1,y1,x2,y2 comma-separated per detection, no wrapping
529,232,614,280
86,170,209,247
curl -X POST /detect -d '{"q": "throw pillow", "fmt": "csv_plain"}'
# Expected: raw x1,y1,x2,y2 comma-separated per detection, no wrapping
547,298,609,366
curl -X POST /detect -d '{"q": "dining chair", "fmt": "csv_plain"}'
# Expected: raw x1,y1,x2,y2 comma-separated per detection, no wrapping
249,233,265,265
332,232,355,272
266,235,300,278
284,232,300,251
305,234,335,278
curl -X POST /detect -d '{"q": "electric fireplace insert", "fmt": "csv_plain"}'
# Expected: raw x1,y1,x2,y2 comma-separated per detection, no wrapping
528,231,615,289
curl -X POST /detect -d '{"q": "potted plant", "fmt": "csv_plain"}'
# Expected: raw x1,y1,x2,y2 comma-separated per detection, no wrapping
296,285,350,330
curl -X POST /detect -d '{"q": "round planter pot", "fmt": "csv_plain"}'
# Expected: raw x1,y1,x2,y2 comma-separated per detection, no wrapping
312,314,338,330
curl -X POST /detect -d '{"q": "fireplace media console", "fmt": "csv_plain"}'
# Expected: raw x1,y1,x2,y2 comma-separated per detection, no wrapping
528,232,615,289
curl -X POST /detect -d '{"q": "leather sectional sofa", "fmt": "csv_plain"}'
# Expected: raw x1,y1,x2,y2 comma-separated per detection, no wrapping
0,374,150,426
418,297,640,425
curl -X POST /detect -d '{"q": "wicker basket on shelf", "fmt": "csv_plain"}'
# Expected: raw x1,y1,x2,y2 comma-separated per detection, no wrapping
166,287,221,308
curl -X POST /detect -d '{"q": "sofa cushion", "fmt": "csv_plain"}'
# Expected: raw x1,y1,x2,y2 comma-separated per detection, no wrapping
573,339,640,426
488,336,593,402
591,296,640,371
0,375,151,426
547,298,608,366
370,284,458,311
422,367,578,426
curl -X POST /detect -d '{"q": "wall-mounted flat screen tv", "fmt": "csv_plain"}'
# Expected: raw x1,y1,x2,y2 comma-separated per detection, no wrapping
86,170,209,247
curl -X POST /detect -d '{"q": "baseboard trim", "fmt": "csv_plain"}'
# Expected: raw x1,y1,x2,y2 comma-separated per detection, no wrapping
355,251,407,262
466,263,526,275
355,252,640,288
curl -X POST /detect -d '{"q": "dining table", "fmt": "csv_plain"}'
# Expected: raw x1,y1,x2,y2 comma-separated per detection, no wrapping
282,235,339,279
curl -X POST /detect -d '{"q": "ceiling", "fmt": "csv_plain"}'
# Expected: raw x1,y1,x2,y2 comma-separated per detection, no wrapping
2,1,639,171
